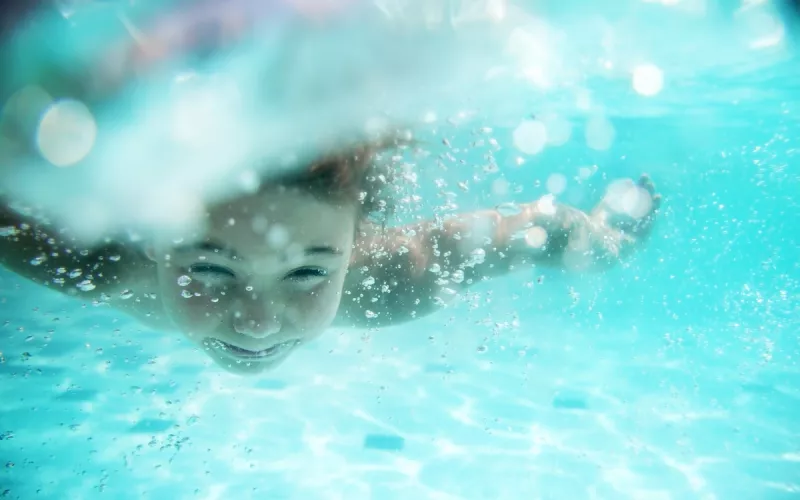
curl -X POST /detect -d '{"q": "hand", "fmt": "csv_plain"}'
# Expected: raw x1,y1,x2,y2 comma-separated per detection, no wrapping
582,174,661,264
591,174,661,241
500,176,661,271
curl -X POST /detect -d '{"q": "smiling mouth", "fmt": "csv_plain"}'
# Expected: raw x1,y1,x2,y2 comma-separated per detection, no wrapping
204,338,300,361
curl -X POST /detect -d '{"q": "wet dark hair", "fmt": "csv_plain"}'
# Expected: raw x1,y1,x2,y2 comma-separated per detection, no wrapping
266,136,409,226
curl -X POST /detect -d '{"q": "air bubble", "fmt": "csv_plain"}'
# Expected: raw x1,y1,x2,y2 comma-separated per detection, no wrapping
470,248,486,265
76,280,95,292
451,270,465,284
29,256,46,266
632,63,664,97
578,166,596,180
119,290,134,300
362,277,375,287
108,255,121,262
546,173,567,195
251,216,269,234
512,120,547,155
365,310,378,319
430,263,441,274
525,226,548,249
238,169,260,193
181,290,193,299
496,203,522,217
585,116,616,151
267,225,290,249
68,269,82,279
537,195,557,216
492,179,510,197
541,113,573,146
177,275,192,287
36,99,97,167
603,180,653,218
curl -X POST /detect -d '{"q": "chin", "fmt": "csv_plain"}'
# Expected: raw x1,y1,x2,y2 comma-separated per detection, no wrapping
213,358,282,376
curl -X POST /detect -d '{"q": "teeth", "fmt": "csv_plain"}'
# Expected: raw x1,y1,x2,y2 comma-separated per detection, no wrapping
204,338,297,359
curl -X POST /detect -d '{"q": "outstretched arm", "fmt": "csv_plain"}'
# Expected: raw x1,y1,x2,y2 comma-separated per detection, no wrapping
337,175,661,328
0,199,141,299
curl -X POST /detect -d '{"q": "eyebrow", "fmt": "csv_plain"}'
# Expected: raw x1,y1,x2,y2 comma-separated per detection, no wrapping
174,241,239,259
173,241,342,258
305,245,343,256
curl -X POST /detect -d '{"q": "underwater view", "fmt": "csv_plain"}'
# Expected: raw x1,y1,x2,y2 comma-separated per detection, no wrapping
1,0,798,498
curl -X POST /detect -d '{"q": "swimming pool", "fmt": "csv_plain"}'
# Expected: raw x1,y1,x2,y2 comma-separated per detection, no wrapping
1,1,799,499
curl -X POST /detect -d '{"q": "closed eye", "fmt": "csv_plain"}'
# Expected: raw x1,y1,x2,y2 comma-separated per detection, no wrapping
188,263,236,278
284,267,328,282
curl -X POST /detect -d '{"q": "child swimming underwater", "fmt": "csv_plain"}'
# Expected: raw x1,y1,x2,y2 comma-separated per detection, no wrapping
0,142,661,375
0,1,661,375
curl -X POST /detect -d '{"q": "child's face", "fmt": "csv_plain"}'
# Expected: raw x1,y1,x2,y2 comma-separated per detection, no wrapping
150,186,358,375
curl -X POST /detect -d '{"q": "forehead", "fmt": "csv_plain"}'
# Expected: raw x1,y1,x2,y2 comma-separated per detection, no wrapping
199,187,357,255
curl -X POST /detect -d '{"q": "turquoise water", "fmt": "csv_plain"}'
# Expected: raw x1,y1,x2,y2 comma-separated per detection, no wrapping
2,115,798,498
2,1,800,499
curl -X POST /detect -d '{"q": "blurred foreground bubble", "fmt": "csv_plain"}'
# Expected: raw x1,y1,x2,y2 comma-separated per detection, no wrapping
536,194,557,216
585,115,616,151
539,113,572,146
632,63,664,96
524,226,548,249
512,119,547,155
546,173,567,195
36,99,97,167
2,86,53,137
736,0,787,49
603,179,653,219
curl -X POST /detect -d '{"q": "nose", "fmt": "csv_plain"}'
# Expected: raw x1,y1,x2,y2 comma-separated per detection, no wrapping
232,298,284,339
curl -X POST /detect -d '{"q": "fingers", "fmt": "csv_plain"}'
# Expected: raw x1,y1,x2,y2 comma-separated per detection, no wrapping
638,174,655,195
651,193,662,211
637,174,661,212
